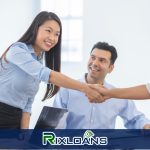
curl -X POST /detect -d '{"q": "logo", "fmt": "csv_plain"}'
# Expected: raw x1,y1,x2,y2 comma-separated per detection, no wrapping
42,130,108,146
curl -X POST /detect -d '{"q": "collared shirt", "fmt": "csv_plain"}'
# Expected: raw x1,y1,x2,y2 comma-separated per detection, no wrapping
53,75,150,129
0,42,51,113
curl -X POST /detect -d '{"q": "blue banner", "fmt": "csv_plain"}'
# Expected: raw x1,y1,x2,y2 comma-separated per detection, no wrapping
0,129,150,149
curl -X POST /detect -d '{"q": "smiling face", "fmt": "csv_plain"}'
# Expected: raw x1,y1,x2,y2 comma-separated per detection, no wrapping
33,20,60,55
87,48,114,84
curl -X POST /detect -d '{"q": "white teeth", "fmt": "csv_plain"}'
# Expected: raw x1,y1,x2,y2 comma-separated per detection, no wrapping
90,67,99,72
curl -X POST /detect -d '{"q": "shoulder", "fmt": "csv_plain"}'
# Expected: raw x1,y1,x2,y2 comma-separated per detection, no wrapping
104,81,116,89
8,42,30,54
10,42,29,50
6,42,31,59
58,87,70,95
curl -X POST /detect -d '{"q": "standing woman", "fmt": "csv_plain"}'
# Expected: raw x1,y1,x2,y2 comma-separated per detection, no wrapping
0,11,102,129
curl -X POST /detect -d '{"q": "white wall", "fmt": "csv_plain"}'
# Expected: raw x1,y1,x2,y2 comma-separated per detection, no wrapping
83,0,150,128
84,0,150,85
0,0,40,55
0,0,150,128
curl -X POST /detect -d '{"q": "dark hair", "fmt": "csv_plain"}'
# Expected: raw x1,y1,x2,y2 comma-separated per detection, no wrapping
0,11,62,101
91,42,117,64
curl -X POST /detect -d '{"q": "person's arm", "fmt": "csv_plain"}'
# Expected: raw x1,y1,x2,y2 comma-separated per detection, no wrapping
20,97,34,129
119,100,150,129
89,84,150,100
49,70,104,102
6,43,104,103
104,85,150,100
143,124,150,129
20,112,30,129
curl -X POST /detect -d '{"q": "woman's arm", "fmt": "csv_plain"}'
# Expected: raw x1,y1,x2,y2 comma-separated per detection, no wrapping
49,70,104,102
20,112,30,129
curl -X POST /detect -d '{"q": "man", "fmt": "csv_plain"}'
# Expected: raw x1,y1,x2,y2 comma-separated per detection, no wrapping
53,42,150,129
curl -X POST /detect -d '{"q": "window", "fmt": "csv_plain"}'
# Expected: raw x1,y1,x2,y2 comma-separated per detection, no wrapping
41,0,83,62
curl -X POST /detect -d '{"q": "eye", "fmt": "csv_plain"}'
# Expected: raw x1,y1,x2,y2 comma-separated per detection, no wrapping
91,55,95,60
100,59,104,62
99,58,107,63
46,29,51,33
55,32,60,37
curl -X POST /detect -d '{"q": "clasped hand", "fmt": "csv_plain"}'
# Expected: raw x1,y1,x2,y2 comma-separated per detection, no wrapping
85,84,109,103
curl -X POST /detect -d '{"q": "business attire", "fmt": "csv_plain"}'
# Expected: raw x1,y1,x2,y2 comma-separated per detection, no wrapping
0,42,51,128
53,75,150,129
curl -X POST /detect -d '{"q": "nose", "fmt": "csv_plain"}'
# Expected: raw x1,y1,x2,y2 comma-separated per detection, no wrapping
49,33,55,42
92,58,99,66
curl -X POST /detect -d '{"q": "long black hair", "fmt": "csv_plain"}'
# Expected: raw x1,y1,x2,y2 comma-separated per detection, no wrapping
0,11,62,101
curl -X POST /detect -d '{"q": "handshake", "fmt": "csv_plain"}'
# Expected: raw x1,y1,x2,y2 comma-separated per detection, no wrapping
84,84,110,103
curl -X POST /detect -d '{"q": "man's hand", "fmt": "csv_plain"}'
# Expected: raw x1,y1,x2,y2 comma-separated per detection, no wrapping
84,84,105,103
88,84,110,101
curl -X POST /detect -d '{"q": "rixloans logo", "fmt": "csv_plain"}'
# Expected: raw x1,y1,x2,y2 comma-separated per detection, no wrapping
42,130,108,146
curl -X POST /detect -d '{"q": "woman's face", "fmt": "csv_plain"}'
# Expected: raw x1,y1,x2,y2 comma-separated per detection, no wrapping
33,20,60,55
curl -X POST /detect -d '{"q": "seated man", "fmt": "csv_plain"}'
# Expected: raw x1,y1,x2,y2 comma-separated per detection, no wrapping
53,42,150,129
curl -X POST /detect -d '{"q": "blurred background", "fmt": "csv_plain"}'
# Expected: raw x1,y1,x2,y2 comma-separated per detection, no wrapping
0,0,150,128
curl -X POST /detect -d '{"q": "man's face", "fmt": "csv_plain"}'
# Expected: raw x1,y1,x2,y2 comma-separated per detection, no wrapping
87,48,114,82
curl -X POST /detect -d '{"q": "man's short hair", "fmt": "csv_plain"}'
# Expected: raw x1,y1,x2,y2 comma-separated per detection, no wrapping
91,42,118,64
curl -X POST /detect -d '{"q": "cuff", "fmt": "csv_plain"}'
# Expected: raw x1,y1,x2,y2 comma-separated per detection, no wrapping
146,83,150,93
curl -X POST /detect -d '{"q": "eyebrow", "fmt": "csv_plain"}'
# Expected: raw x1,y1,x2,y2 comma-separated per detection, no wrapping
45,27,60,33
91,54,109,60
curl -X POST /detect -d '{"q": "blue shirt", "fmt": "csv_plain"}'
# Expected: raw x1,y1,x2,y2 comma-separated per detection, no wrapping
0,42,51,113
53,75,150,129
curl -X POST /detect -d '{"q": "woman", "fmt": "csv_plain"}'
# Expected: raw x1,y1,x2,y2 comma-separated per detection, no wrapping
0,11,102,129
90,83,150,100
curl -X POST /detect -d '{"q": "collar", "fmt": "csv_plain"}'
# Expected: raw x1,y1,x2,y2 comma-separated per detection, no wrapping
84,73,105,85
27,44,44,60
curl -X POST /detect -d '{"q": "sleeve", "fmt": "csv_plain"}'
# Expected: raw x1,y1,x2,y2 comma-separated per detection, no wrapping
146,83,150,93
119,100,150,129
22,97,34,113
53,88,69,108
6,42,51,83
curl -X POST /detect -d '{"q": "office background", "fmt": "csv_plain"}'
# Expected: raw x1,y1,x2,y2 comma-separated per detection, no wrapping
0,0,150,128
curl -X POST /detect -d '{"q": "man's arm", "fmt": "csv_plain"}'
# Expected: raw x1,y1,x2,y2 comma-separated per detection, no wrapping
119,100,150,129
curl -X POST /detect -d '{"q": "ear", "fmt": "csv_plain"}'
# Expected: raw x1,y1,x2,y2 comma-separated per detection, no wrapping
108,64,114,73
